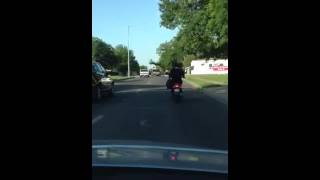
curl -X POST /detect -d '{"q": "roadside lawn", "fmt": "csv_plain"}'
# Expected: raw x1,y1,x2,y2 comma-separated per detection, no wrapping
110,76,134,81
185,74,228,89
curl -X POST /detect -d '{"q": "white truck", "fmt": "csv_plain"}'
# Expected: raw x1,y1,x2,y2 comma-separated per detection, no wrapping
151,69,161,76
139,69,150,77
190,59,228,75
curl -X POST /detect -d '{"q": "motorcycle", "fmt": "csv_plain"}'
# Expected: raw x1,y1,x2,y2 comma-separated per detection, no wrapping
170,82,183,101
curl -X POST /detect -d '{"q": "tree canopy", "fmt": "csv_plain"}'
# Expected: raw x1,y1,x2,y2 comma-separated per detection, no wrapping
114,45,140,75
140,65,148,69
92,37,140,75
157,0,228,69
92,37,118,69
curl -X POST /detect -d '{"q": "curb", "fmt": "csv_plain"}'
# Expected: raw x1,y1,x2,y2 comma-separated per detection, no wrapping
184,78,227,89
112,77,134,82
184,79,228,105
183,79,202,89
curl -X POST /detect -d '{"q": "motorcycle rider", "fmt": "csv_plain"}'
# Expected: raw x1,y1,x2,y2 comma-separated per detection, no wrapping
168,62,185,93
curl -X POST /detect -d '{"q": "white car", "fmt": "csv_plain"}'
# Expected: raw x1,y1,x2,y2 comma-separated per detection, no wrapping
151,69,161,76
140,69,149,77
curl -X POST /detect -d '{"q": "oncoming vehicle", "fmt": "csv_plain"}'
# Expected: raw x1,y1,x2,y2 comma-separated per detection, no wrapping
140,68,150,77
92,61,114,100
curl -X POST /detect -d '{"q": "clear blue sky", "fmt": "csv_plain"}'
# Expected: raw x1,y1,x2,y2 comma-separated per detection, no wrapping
93,0,178,67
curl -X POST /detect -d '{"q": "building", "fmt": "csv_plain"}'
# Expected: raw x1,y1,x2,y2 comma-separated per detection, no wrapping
149,64,157,70
187,59,228,75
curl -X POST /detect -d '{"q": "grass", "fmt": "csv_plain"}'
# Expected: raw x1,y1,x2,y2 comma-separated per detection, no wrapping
110,75,134,81
185,74,228,89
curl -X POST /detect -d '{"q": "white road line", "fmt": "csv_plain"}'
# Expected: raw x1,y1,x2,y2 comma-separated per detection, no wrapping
92,115,104,125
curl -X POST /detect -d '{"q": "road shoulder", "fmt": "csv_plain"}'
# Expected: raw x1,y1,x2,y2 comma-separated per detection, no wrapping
184,79,228,105
201,86,228,105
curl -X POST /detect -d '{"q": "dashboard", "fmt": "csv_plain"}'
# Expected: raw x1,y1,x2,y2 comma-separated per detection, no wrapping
93,167,227,180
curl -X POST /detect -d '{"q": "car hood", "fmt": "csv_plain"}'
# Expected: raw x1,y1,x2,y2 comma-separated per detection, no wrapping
92,140,228,174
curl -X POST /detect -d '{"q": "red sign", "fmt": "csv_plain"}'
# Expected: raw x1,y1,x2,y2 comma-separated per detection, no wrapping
212,66,228,71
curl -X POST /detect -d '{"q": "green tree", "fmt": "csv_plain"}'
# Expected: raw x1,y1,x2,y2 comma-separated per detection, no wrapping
92,37,119,69
140,65,148,69
149,59,161,66
130,59,140,74
149,59,155,65
158,0,228,58
114,45,139,75
183,54,197,67
157,40,184,70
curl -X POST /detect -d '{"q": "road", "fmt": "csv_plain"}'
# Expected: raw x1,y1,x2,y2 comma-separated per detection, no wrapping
92,76,228,150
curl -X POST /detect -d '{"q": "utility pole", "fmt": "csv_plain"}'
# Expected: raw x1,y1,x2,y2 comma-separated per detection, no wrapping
127,25,130,77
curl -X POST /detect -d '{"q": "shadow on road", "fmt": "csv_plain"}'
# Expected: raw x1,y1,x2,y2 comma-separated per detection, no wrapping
92,76,228,150
115,84,166,90
201,84,223,88
116,78,142,83
116,84,193,90
92,86,228,149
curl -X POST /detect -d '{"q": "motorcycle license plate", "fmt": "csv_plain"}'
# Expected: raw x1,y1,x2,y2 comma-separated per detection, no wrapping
174,89,180,92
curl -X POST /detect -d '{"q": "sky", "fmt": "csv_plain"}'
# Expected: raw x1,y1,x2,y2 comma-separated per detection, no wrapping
92,0,178,67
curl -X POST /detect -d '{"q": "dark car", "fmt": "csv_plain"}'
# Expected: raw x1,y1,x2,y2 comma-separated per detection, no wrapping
92,61,114,100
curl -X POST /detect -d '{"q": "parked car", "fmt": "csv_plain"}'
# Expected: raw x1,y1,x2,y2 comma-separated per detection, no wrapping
140,69,150,77
92,61,114,100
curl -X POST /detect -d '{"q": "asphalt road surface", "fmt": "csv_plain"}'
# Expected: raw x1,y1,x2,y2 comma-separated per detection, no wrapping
92,76,228,150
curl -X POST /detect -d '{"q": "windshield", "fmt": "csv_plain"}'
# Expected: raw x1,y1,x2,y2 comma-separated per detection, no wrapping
96,63,105,72
92,63,103,73
92,64,98,73
92,0,228,175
